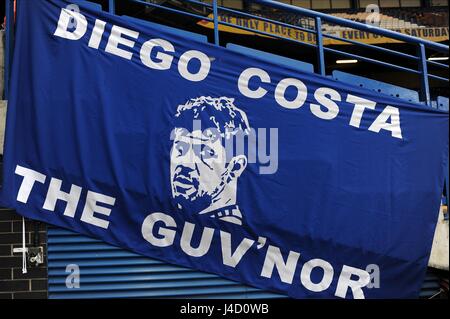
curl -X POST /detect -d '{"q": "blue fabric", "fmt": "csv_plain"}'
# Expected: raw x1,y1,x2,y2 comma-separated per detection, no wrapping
1,0,448,299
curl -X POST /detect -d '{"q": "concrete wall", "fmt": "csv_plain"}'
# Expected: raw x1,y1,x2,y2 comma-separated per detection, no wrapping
429,206,449,271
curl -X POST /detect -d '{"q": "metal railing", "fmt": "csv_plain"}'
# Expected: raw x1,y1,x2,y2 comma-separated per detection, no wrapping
3,0,449,103
119,0,448,105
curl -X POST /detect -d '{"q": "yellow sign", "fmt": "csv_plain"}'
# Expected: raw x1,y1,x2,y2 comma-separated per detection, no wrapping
198,14,449,45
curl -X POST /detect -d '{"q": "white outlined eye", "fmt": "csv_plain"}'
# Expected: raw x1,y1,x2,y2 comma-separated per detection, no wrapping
174,141,189,157
200,145,217,160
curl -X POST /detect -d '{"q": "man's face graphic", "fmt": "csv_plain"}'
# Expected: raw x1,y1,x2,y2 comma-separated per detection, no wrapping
170,127,229,212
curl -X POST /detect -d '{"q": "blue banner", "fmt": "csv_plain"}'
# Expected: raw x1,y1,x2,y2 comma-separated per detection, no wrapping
1,0,448,298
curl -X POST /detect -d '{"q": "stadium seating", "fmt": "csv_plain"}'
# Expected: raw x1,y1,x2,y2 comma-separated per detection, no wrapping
226,43,314,73
71,0,103,12
331,70,420,104
437,96,449,111
245,7,448,33
324,12,422,31
60,2,447,110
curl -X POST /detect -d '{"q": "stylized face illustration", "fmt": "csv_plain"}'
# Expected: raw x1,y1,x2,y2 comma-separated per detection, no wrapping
170,127,230,212
170,96,250,222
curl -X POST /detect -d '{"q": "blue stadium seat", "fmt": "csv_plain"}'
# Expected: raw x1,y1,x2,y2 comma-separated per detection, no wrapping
226,43,314,74
431,100,438,109
121,16,208,43
71,0,103,11
437,96,449,112
332,70,420,104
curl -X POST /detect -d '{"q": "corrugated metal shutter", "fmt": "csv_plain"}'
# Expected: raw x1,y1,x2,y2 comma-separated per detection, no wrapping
419,270,445,299
47,227,284,299
48,227,446,299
